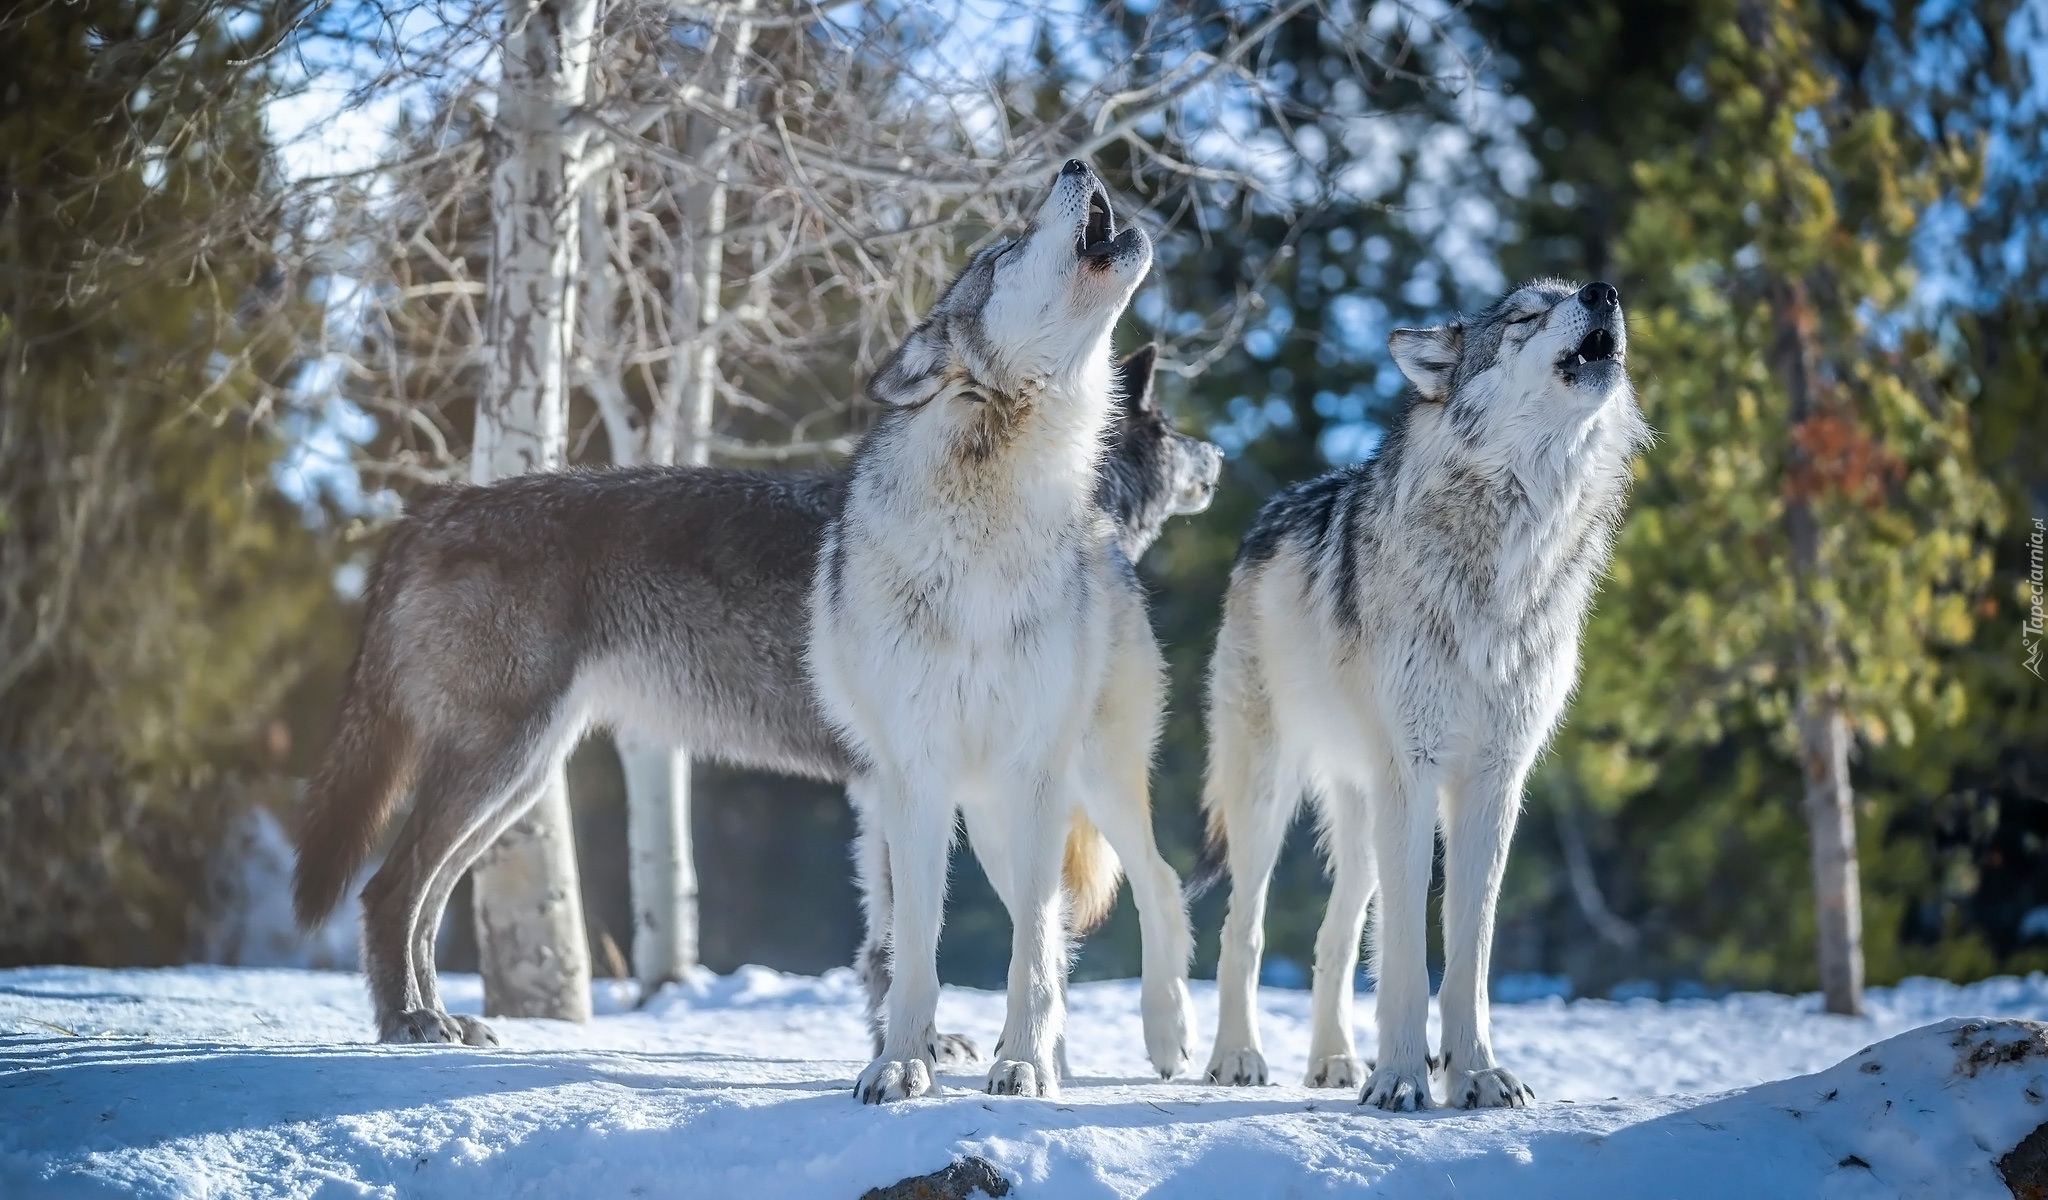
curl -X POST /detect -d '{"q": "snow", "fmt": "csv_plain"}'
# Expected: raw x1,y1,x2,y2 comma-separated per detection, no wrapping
198,808,361,971
3,967,2045,1198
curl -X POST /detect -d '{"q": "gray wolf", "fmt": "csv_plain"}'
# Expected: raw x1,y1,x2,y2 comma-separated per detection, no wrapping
290,351,1218,1051
849,342,1211,1068
1197,280,1649,1109
808,159,1194,1103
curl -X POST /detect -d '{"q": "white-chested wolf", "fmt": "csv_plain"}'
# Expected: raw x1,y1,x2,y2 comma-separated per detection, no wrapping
289,344,1219,1050
1196,280,1650,1110
809,159,1196,1103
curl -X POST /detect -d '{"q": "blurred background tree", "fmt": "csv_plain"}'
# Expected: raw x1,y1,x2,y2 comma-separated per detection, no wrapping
0,0,348,964
1504,0,2047,1002
1568,0,1998,1015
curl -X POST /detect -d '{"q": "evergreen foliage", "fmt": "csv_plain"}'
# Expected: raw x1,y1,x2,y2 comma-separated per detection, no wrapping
1549,0,2000,997
0,0,346,965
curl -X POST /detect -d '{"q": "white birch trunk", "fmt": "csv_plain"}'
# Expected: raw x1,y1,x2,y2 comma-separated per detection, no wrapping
469,0,598,1024
621,0,755,994
620,736,698,988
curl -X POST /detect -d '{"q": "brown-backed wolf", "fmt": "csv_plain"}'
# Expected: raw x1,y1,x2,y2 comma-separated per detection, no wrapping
292,340,1217,1056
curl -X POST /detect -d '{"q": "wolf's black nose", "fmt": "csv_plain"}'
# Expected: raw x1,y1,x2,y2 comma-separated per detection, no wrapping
1579,281,1619,311
1062,158,1090,177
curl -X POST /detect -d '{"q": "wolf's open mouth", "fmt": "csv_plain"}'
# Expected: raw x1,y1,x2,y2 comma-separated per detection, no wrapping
1078,187,1116,257
1568,328,1617,367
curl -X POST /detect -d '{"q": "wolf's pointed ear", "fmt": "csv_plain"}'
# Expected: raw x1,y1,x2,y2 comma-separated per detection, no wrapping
1388,324,1463,402
1114,343,1159,414
866,324,948,407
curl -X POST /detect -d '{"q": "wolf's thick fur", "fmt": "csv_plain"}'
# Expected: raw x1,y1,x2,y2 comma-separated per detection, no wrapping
809,160,1195,1103
292,345,1218,1050
1199,280,1649,1110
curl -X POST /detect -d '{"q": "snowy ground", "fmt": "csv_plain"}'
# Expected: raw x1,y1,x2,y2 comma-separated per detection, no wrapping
3,967,2045,1198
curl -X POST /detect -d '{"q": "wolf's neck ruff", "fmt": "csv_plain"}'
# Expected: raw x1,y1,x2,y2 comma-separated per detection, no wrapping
876,362,1116,540
1395,393,1643,623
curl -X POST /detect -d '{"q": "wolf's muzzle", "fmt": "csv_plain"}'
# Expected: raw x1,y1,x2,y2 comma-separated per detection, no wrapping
1568,281,1622,366
1061,159,1117,257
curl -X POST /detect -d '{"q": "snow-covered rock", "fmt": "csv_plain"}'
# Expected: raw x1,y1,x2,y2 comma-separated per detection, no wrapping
1,966,2043,1198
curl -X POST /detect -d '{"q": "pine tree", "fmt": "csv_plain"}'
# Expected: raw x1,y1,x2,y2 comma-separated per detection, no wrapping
1579,0,2000,1012
1870,0,2048,974
0,0,347,963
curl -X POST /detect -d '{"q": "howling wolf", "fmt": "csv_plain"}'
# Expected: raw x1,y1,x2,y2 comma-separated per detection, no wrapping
291,351,1217,1051
809,159,1195,1103
1198,280,1650,1110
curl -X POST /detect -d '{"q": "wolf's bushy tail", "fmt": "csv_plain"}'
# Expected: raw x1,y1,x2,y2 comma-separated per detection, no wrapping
1063,811,1122,936
1182,834,1228,904
292,576,420,929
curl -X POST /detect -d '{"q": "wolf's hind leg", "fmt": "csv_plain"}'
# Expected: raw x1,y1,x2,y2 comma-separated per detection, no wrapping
406,747,556,1047
1436,755,1536,1109
360,799,461,1045
360,724,548,1045
1082,769,1193,1080
1304,782,1376,1088
1203,641,1295,1086
849,775,978,1067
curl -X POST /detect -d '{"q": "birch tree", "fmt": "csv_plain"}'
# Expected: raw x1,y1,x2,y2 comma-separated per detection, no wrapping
467,0,600,1022
605,0,757,991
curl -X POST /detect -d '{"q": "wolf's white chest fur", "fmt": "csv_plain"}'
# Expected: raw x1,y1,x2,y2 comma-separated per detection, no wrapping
1266,398,1639,772
812,377,1116,780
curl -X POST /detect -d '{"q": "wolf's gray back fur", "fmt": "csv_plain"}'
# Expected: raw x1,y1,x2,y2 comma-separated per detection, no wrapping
1200,279,1650,1111
291,345,1217,1050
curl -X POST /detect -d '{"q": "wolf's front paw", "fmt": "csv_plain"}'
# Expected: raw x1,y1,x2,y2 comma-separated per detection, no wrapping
855,1057,933,1104
450,1015,499,1047
1204,1045,1269,1086
986,1059,1056,1098
380,1009,464,1044
1143,978,1195,1079
1361,1062,1435,1111
1305,1053,1365,1089
934,1032,979,1069
1448,1065,1533,1109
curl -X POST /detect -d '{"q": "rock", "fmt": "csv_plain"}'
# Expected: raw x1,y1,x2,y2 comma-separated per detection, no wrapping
2002,1121,2048,1200
861,1156,1012,1200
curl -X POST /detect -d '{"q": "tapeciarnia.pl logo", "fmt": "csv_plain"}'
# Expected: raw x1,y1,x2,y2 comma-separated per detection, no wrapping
2027,517,2045,680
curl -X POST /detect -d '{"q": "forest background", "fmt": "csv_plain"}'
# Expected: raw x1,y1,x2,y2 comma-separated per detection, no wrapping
3,0,2043,1006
